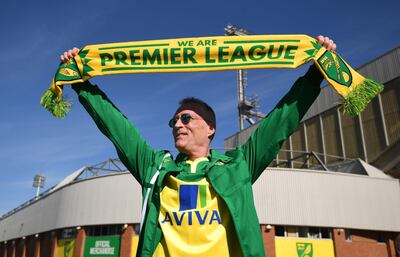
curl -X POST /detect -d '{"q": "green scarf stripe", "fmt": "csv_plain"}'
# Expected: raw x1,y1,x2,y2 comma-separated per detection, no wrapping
99,43,170,50
224,40,301,44
199,185,207,208
101,61,295,72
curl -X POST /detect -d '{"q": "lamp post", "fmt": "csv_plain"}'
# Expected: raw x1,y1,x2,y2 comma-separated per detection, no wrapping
33,174,46,198
224,24,265,130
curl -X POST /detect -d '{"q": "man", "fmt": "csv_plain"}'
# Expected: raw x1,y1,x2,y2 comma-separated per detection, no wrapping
61,36,336,257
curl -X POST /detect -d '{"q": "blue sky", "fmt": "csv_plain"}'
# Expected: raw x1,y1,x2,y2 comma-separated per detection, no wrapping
0,0,399,214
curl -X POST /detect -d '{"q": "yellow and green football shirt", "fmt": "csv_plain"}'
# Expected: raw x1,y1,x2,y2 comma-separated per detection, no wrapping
153,158,243,257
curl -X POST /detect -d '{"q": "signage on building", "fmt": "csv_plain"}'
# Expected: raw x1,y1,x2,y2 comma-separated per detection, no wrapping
84,236,120,257
57,239,75,257
275,238,334,257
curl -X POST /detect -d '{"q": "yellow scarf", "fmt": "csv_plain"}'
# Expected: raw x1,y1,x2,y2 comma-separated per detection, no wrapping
41,34,383,118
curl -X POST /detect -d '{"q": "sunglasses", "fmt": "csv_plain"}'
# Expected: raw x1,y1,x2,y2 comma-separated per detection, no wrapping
169,113,195,128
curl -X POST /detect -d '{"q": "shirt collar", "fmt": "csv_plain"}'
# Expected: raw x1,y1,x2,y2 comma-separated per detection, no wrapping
175,149,232,164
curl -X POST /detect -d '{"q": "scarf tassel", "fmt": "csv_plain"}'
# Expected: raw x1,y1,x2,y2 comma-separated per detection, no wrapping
342,79,384,117
40,85,72,118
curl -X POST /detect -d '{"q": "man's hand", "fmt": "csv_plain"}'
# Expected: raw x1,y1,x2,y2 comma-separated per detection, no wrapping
60,47,79,63
316,35,336,52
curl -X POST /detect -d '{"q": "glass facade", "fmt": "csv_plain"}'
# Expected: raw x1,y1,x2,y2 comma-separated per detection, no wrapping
322,109,342,163
305,116,323,165
273,77,400,170
381,78,400,145
291,126,307,168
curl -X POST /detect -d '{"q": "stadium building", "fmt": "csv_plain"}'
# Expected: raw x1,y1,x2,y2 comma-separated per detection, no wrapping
0,47,399,257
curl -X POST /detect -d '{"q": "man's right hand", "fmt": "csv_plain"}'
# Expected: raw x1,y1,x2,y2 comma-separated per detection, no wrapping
60,47,79,63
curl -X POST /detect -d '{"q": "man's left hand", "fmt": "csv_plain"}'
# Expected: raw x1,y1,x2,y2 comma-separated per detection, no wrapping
316,35,337,52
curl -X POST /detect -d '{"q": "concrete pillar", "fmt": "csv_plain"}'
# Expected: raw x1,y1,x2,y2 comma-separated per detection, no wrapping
73,228,86,257
3,243,7,257
40,233,51,257
33,235,40,257
17,239,26,257
0,242,5,257
332,228,343,257
120,225,134,257
395,233,400,257
261,224,276,257
22,242,26,257
26,237,35,257
5,241,14,257
387,233,396,257
9,241,16,257
50,232,58,257
4,243,8,257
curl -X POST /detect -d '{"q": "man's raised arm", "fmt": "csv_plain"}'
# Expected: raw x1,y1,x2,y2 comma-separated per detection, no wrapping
60,49,156,186
237,36,336,183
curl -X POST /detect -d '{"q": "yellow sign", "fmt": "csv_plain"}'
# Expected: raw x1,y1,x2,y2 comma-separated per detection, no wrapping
275,237,335,257
131,236,139,257
57,239,75,257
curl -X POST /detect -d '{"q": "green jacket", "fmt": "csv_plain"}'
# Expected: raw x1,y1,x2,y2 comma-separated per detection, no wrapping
73,65,322,257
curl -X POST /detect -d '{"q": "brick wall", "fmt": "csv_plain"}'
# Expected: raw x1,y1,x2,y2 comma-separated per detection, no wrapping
261,224,276,257
25,237,34,257
15,239,25,257
120,225,134,257
73,228,86,257
332,228,393,257
3,224,396,257
39,233,51,257
6,241,14,257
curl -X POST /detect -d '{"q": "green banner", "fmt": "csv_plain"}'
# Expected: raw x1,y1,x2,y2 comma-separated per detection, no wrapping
84,236,120,257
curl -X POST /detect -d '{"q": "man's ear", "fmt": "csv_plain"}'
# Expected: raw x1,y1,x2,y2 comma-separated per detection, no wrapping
207,125,216,138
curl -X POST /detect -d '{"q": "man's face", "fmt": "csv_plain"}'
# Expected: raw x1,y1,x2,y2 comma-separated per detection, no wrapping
172,104,215,156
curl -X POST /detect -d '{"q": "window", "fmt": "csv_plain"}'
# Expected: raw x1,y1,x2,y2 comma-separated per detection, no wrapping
377,232,385,243
345,229,352,241
381,77,400,145
320,228,331,239
291,127,307,168
60,228,77,239
322,109,342,163
134,224,141,235
341,112,364,159
309,227,320,238
275,226,332,239
306,116,323,165
87,225,122,236
298,227,309,238
278,140,291,167
361,97,386,161
286,226,298,237
275,226,285,237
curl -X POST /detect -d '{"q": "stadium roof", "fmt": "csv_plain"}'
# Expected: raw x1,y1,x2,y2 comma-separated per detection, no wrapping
0,157,399,241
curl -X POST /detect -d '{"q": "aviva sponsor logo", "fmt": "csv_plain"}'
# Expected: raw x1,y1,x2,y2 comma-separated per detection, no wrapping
161,184,222,226
161,210,221,226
